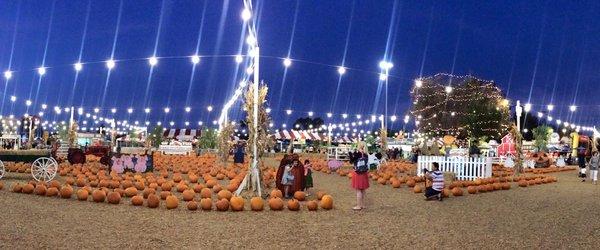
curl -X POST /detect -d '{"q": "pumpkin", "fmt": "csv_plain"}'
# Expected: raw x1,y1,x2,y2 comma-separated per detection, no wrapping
200,198,213,211
143,188,156,198
518,180,528,187
293,191,306,201
124,187,138,197
34,185,47,196
107,192,121,204
477,185,488,193
501,182,511,190
270,189,283,199
413,185,423,193
161,182,172,191
250,197,264,211
165,195,179,209
287,199,300,211
92,190,106,202
147,194,160,208
306,200,318,211
46,187,59,197
320,195,333,210
176,183,188,193
226,184,238,193
49,180,61,189
230,196,245,211
406,179,416,187
391,179,401,188
22,184,34,194
212,184,223,193
76,189,89,201
11,183,22,193
467,186,477,194
215,199,230,211
217,190,233,201
451,187,463,196
160,191,171,200
442,188,450,198
131,195,144,206
193,184,204,193
60,185,73,198
114,188,125,197
200,188,212,198
187,201,198,211
206,179,217,188
268,197,284,211
76,178,86,187
492,183,502,190
315,191,326,200
182,189,195,201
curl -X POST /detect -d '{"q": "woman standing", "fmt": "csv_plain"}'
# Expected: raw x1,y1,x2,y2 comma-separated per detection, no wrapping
589,151,599,185
351,146,370,211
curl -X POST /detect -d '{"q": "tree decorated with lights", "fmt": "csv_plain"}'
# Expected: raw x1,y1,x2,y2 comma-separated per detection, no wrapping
410,73,510,141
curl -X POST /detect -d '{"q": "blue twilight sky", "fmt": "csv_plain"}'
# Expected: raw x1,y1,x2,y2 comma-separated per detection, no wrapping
0,0,599,131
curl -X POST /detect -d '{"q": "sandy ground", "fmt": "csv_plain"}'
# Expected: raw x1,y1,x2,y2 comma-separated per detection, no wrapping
1,168,600,249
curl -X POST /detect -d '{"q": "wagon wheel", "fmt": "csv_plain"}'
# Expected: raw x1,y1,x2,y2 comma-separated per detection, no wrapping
31,157,58,182
0,160,4,180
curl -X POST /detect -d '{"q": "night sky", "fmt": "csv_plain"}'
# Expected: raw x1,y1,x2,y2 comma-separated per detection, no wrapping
0,0,599,131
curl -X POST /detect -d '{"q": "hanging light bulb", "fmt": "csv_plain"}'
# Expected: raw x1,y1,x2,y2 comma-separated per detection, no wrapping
283,58,292,67
148,56,158,66
241,8,252,21
106,59,116,69
337,66,346,75
191,55,201,64
414,79,423,88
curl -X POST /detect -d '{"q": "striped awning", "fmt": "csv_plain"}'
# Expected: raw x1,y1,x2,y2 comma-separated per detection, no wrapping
273,129,324,141
163,129,201,140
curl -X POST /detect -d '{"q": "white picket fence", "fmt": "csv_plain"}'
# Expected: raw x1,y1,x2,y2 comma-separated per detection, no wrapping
417,156,492,180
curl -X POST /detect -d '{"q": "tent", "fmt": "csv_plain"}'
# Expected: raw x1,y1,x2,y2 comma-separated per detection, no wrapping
163,129,201,141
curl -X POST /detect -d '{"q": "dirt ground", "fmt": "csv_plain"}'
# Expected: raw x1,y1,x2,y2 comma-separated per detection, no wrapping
1,167,599,249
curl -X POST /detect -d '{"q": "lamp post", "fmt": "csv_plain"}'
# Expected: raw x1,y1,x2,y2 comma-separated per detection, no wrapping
516,100,522,133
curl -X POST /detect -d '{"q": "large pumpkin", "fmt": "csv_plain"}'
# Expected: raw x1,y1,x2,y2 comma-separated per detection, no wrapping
268,197,284,211
11,183,22,193
406,179,416,187
147,194,160,208
391,179,401,188
124,187,138,197
250,197,264,211
315,191,325,200
143,188,156,198
46,187,59,197
467,186,477,194
287,199,300,211
215,199,230,211
76,189,89,201
107,192,121,204
501,182,511,190
270,189,283,199
200,188,212,199
200,198,213,211
34,185,47,196
131,195,144,206
320,195,333,210
92,190,106,202
518,180,528,187
413,185,423,193
165,195,179,209
230,196,245,211
160,191,171,200
293,191,306,201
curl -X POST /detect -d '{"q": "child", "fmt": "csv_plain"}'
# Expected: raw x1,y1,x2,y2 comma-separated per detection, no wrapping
589,151,599,185
304,159,313,196
281,161,294,198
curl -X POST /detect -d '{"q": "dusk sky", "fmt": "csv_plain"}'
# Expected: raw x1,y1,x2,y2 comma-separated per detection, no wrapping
0,0,599,130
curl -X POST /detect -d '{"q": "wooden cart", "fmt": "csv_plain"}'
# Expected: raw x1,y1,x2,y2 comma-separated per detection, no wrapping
0,149,59,182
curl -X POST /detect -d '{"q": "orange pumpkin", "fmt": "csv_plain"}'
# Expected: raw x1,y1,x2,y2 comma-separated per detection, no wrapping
268,197,284,211
406,179,416,187
217,190,233,201
76,189,89,201
131,195,144,206
187,201,198,211
442,188,450,198
215,199,230,211
165,195,179,209
320,195,333,210
11,183,22,193
92,190,106,202
22,184,34,194
391,179,401,188
147,194,160,208
200,198,213,211
124,187,138,197
200,188,212,199
250,197,264,211
230,196,245,211
315,191,326,200
306,200,318,211
107,192,121,204
60,185,73,198
518,180,528,187
501,182,511,190
467,186,477,194
270,189,283,199
143,188,156,198
182,189,195,201
413,185,423,193
34,185,47,196
451,187,463,196
285,199,299,211
293,191,306,201
46,187,59,197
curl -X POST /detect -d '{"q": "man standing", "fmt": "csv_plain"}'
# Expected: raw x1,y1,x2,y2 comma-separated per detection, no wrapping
424,162,444,201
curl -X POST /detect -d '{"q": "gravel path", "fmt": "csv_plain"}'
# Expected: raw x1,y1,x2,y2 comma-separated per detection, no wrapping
0,168,599,249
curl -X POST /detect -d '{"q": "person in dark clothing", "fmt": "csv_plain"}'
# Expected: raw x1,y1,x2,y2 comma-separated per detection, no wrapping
578,147,587,180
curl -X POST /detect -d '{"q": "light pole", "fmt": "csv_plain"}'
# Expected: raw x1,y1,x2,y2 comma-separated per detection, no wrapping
516,100,522,133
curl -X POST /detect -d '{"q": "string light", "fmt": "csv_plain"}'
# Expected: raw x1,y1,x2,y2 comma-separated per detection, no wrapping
283,58,292,67
414,79,423,88
106,59,116,69
37,67,46,76
3,70,12,80
191,55,200,64
547,104,554,111
569,105,577,112
337,66,346,75
185,107,191,112
207,106,213,112
235,55,243,63
241,8,252,21
148,56,158,66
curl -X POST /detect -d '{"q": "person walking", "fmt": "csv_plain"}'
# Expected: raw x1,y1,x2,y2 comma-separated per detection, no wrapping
589,151,599,184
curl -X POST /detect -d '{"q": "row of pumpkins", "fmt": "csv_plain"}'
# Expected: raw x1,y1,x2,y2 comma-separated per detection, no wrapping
4,180,333,211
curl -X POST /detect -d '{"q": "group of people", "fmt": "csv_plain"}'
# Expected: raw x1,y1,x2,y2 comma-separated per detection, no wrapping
111,154,150,174
275,154,314,198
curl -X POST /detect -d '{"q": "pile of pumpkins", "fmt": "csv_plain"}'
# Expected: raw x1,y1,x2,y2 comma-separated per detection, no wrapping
4,154,333,212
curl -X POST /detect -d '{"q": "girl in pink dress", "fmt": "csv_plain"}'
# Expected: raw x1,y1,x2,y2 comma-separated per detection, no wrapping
112,156,124,174
123,155,133,172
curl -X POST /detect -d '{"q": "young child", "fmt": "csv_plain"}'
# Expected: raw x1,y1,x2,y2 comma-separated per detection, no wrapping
304,159,313,196
281,161,294,198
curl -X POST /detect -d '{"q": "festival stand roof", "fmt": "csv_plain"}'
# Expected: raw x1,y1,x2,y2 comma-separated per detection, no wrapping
335,136,357,144
163,129,201,139
497,134,516,155
273,129,324,141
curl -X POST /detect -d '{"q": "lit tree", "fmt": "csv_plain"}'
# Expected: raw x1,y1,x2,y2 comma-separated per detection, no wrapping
410,74,510,141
